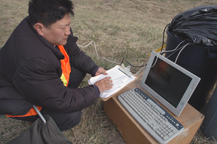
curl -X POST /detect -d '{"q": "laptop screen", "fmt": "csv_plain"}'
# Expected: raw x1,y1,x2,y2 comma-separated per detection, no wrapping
140,51,200,117
145,57,192,108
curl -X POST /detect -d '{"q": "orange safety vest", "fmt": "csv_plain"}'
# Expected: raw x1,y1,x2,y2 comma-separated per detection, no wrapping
7,45,71,118
58,45,71,86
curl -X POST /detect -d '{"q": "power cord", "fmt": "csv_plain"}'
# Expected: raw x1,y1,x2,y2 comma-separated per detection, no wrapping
160,40,185,55
77,40,119,65
120,57,145,68
77,40,146,75
160,23,170,53
174,42,190,63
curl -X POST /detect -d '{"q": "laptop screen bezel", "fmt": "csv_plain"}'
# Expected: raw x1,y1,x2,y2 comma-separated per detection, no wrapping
140,51,200,117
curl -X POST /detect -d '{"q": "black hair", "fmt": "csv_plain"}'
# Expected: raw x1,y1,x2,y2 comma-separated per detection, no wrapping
28,0,74,27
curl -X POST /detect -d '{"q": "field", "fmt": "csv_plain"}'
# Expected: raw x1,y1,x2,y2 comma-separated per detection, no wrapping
1,0,217,143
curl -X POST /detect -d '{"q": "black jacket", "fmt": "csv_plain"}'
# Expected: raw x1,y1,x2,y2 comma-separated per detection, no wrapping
0,17,100,115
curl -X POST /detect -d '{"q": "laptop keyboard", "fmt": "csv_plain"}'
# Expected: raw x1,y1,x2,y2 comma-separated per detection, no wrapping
118,88,184,144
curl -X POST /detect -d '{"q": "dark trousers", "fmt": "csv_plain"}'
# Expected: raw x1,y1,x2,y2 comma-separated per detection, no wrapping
12,67,86,131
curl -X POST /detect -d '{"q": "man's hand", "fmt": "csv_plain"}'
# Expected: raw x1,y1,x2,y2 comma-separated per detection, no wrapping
95,67,107,76
94,77,113,93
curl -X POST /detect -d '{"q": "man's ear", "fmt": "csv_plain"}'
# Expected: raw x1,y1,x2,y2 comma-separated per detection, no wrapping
34,23,45,36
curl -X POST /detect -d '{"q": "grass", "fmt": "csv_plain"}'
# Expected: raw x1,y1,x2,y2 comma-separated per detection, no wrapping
1,0,217,143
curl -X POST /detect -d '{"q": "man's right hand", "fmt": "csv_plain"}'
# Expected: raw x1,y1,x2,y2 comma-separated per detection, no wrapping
94,77,113,93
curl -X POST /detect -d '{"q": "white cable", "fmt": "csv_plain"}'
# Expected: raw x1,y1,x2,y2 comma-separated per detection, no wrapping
174,42,190,63
134,53,159,75
151,52,160,68
77,40,94,48
135,65,146,75
161,40,185,55
166,41,190,59
77,40,119,64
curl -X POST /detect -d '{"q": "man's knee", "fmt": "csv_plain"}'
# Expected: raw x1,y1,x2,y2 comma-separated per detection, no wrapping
68,67,86,88
53,111,82,131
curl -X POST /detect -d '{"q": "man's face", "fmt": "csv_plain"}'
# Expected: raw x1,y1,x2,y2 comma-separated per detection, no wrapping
39,13,71,46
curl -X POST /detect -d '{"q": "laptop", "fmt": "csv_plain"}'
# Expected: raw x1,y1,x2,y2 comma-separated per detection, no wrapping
118,51,200,143
140,51,200,117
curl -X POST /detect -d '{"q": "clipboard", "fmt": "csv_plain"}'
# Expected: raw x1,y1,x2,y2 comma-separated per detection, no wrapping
88,65,136,101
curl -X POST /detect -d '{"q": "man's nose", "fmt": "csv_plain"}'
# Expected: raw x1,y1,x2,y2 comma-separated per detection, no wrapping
65,27,71,35
65,30,71,36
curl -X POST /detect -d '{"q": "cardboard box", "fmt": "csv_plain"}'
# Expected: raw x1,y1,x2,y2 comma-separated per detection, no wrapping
103,80,204,144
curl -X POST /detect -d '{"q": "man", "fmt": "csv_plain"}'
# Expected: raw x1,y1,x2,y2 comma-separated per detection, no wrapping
0,0,113,131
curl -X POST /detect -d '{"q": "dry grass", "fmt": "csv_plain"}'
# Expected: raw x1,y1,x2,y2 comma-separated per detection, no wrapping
1,0,217,143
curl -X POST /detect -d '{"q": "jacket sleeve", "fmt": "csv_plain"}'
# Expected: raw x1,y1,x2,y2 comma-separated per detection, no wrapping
12,57,99,113
64,33,99,76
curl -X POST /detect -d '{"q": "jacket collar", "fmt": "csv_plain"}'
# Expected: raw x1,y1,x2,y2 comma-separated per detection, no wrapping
26,16,64,60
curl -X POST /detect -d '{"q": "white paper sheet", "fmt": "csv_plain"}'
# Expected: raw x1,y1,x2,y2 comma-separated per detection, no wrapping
88,65,136,98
